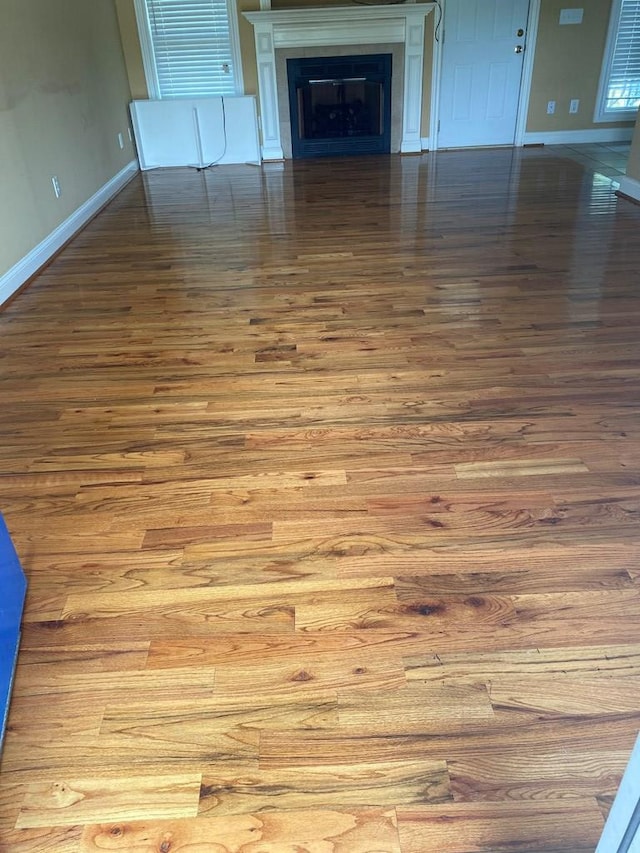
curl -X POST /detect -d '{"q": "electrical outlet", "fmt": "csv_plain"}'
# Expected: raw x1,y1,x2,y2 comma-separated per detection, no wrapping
547,100,556,115
569,98,580,114
51,176,61,199
117,132,125,150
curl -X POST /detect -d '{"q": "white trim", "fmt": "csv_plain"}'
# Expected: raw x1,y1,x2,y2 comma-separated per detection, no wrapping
596,733,640,852
133,0,244,98
401,19,429,152
227,0,245,94
618,174,640,203
401,140,423,154
244,4,436,33
514,0,541,146
0,161,138,308
421,136,431,150
133,0,160,99
523,128,635,145
428,2,442,153
594,0,639,123
595,0,622,122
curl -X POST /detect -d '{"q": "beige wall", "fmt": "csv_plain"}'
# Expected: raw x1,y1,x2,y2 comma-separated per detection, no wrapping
115,0,149,99
237,0,261,98
422,15,435,137
527,0,633,133
0,0,134,281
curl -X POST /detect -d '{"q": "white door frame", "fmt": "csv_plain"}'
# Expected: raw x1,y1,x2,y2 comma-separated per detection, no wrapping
596,733,640,853
430,0,541,150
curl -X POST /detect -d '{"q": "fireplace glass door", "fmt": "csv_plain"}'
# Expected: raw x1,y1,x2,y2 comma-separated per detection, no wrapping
288,55,392,158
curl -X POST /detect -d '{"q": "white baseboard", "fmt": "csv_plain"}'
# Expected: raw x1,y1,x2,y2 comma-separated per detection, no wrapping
421,137,430,151
400,140,423,154
0,160,139,308
523,128,634,146
617,174,640,203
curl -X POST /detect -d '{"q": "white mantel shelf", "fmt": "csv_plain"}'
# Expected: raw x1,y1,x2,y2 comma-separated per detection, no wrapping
243,3,437,160
244,4,434,26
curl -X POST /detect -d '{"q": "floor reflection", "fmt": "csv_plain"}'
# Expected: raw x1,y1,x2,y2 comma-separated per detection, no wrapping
546,141,631,179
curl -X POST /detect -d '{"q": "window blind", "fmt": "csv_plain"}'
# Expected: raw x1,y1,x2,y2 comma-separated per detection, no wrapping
606,0,640,113
145,0,236,98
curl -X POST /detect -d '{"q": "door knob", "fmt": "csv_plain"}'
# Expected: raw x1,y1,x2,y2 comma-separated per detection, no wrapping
514,45,523,53
517,28,525,36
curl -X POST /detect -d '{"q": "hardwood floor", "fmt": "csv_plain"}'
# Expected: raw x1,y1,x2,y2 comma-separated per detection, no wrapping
1,147,640,852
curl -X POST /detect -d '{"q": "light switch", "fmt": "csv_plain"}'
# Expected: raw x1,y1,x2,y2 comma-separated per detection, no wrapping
559,8,584,25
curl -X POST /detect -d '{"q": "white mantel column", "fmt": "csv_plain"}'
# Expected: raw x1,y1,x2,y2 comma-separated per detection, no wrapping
401,9,429,153
253,24,284,160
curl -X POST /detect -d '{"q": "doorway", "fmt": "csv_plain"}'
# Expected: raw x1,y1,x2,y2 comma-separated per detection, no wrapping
437,0,535,148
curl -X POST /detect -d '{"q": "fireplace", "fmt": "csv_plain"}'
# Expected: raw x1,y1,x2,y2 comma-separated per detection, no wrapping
243,4,437,161
287,54,392,158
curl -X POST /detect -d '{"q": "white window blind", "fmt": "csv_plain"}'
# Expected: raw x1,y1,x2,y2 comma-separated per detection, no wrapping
144,0,237,98
600,0,640,118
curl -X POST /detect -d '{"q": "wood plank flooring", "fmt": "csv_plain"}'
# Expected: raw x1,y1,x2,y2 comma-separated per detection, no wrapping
1,148,640,851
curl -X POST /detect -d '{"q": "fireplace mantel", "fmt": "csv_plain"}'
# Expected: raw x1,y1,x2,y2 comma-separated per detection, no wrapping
243,3,437,160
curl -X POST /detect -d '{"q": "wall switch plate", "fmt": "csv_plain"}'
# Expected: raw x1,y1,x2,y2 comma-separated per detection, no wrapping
560,8,584,25
569,98,580,114
117,132,125,150
51,176,61,198
547,100,556,115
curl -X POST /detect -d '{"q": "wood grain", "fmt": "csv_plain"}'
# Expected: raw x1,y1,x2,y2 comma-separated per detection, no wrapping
80,808,402,852
16,775,201,828
396,801,604,852
447,749,627,803
1,148,640,849
404,643,640,682
198,760,451,816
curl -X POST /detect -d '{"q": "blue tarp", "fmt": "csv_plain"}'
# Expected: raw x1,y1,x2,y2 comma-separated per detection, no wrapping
0,514,27,748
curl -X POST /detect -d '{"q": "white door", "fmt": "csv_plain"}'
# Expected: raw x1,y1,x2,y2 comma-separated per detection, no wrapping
438,0,530,148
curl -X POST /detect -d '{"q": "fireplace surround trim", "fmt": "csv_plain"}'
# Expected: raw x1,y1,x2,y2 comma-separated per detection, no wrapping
243,3,437,160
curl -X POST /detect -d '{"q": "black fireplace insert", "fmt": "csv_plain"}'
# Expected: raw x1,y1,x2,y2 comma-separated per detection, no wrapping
287,54,392,158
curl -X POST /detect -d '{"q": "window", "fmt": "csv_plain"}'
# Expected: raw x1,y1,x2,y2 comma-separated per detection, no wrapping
134,0,243,99
595,0,640,121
